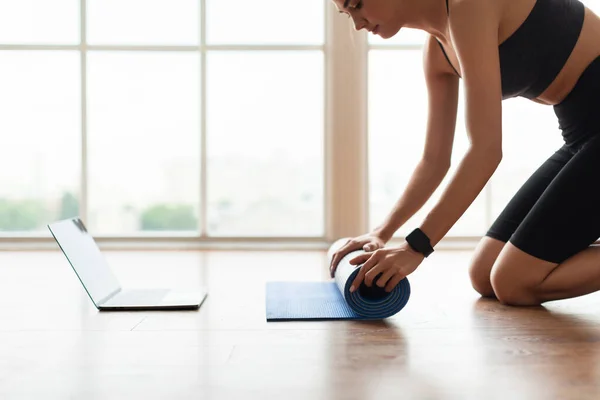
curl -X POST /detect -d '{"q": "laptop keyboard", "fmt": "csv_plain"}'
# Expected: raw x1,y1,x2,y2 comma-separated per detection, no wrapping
103,288,170,306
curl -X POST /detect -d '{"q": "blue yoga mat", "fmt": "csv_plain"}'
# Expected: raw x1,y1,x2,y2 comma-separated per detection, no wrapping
266,239,411,321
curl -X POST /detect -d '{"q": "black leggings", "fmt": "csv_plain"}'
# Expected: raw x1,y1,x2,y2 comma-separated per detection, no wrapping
486,56,600,264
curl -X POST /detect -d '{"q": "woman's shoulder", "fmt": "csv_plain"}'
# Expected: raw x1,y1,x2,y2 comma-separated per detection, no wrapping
446,0,504,37
446,0,503,48
447,0,503,16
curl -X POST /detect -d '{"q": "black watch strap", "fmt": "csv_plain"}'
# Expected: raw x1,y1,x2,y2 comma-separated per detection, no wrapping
405,228,434,257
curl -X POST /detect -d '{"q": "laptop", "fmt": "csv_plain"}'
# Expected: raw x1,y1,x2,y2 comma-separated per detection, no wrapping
48,217,208,311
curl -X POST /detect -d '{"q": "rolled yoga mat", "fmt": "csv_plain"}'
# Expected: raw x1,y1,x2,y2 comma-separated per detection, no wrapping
265,238,411,321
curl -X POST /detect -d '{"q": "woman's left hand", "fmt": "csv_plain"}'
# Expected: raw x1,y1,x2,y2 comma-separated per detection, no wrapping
347,242,425,293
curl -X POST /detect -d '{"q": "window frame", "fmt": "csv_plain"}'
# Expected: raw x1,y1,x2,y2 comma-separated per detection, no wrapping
0,1,489,249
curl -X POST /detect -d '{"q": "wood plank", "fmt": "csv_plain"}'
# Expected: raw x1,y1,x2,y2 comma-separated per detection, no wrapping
1,249,600,399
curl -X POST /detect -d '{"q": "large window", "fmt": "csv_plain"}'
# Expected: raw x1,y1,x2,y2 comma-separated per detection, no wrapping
2,1,599,244
0,0,325,237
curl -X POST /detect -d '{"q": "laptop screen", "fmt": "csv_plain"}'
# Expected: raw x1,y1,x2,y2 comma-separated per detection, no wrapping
48,218,121,305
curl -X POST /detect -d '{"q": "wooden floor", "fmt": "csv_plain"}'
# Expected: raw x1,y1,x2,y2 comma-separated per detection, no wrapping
1,249,600,399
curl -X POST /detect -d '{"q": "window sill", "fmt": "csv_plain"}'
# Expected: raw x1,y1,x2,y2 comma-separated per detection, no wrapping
0,236,483,252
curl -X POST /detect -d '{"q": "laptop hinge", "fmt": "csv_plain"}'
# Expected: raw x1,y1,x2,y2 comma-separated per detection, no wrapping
97,287,122,306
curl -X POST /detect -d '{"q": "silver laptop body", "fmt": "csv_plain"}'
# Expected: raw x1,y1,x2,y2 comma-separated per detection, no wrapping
48,217,208,311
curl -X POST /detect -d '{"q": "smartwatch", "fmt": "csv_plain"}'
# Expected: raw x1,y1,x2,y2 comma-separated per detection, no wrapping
405,228,434,257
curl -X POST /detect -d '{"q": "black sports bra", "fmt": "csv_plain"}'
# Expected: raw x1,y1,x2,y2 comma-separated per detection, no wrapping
436,0,585,100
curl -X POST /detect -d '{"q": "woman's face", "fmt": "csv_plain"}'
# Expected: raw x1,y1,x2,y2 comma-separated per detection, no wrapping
332,0,402,39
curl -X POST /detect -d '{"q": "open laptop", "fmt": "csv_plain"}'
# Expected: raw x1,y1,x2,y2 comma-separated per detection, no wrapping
48,217,208,311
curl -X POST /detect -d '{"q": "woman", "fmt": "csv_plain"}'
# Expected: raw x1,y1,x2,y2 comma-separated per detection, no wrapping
329,0,600,306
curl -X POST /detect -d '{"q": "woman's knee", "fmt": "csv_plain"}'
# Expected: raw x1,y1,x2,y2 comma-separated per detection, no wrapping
468,237,505,298
469,264,496,298
489,242,556,306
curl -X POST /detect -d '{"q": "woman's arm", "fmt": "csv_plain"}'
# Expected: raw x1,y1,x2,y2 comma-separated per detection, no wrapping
417,0,504,246
374,35,460,243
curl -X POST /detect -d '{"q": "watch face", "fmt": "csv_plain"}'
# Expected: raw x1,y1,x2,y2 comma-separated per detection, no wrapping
407,228,433,257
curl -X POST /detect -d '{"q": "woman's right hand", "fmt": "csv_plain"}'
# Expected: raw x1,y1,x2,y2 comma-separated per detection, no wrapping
329,233,387,278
